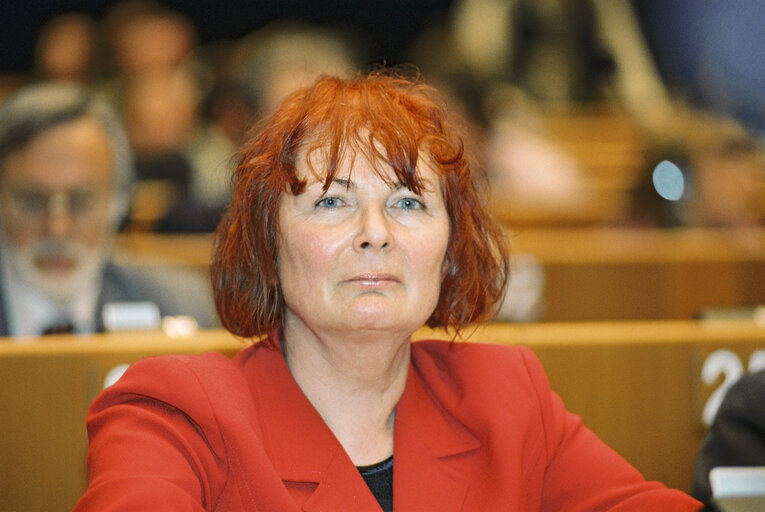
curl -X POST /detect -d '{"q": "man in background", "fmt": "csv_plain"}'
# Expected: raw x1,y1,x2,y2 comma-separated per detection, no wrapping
0,82,217,337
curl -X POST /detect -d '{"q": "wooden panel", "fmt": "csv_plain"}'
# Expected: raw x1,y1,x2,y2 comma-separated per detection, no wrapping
0,331,245,512
3,321,765,510
509,227,765,321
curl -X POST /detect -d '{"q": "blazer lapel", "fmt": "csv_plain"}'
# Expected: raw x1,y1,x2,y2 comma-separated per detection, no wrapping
301,448,383,512
393,360,482,512
248,344,383,512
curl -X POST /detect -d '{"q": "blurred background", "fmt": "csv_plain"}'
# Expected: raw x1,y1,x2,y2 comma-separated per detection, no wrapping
1,0,765,323
3,4,765,507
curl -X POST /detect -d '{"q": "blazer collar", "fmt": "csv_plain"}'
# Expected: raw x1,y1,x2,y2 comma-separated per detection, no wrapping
247,339,481,512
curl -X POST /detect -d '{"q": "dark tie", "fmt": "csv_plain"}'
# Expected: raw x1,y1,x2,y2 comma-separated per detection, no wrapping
41,322,75,335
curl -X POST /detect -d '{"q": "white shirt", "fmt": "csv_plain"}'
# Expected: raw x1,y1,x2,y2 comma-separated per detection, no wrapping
0,248,102,338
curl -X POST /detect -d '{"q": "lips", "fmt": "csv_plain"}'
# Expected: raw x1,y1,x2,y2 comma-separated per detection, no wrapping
34,256,77,275
346,273,400,288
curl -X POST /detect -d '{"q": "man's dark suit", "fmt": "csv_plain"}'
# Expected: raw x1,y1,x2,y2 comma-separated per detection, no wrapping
692,369,765,508
0,261,218,336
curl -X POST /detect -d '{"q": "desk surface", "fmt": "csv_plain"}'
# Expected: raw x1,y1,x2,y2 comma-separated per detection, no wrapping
3,318,764,354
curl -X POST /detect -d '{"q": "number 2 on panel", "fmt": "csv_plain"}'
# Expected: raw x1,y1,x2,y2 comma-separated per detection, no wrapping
701,349,765,427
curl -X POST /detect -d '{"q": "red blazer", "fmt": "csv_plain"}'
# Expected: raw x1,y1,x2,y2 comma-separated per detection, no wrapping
75,338,701,511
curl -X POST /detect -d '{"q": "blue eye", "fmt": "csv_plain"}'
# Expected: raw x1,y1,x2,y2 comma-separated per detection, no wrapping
316,197,340,208
395,197,424,210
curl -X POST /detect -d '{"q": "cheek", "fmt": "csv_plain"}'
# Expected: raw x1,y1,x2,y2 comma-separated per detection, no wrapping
78,219,113,246
278,227,336,286
0,215,38,248
410,227,450,281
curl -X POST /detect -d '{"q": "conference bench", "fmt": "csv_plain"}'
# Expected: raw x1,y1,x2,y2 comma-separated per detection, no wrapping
2,320,765,511
114,227,765,322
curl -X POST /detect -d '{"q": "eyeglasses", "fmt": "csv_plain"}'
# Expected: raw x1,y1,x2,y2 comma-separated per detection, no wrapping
4,187,110,223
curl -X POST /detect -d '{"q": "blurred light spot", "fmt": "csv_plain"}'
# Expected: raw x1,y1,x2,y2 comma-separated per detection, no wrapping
652,160,685,201
161,315,198,337
103,363,130,389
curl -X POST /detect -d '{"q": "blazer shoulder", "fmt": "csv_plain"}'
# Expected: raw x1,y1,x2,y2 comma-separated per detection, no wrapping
715,368,765,426
411,340,549,407
99,350,246,412
728,368,765,400
412,339,543,380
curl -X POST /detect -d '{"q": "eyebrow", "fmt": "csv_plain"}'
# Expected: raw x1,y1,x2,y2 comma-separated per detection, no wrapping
330,178,355,190
325,178,410,192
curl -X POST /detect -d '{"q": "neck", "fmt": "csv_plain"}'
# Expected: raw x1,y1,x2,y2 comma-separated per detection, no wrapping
282,318,411,466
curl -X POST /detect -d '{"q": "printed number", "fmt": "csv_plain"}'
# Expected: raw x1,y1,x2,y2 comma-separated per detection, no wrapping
748,351,765,373
701,349,765,426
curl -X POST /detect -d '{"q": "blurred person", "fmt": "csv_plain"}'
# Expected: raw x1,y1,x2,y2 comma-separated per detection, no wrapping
0,82,218,337
692,368,765,510
449,0,615,103
103,0,197,76
202,79,258,148
75,71,700,511
225,19,361,116
445,0,677,134
691,139,764,228
123,66,200,155
34,12,99,83
121,64,230,231
138,19,366,232
483,98,595,224
404,5,598,226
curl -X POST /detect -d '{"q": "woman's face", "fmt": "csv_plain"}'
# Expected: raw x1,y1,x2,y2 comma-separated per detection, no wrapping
277,149,450,340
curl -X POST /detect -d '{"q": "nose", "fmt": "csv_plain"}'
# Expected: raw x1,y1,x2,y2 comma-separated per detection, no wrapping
42,192,75,237
353,205,393,252
43,212,76,238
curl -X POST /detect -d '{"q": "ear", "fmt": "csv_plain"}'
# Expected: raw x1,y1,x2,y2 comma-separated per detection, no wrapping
109,186,132,230
440,248,455,280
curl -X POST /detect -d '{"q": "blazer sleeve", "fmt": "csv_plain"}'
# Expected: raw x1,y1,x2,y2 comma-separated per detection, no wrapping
74,354,232,511
517,347,701,512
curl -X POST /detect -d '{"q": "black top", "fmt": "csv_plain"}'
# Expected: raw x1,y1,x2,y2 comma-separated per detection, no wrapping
357,456,393,512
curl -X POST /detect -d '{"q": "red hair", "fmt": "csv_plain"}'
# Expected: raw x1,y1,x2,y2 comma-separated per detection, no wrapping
211,70,508,344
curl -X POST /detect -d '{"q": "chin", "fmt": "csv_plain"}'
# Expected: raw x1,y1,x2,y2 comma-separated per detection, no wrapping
32,270,89,303
346,306,425,335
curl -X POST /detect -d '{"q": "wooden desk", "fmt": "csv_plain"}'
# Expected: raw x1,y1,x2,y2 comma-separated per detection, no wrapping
3,321,765,510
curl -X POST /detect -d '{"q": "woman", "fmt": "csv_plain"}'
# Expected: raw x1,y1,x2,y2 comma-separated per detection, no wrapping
75,72,700,511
